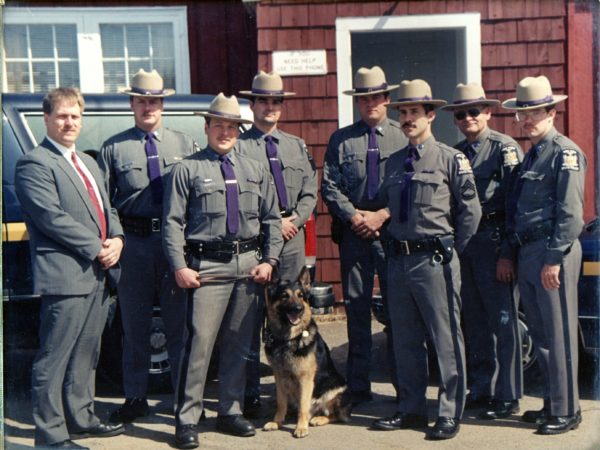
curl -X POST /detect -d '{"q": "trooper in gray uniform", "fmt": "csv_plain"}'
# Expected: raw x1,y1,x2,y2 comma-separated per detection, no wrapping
237,71,317,414
321,66,407,404
440,83,523,419
372,79,481,440
501,75,586,435
162,94,283,449
97,69,198,423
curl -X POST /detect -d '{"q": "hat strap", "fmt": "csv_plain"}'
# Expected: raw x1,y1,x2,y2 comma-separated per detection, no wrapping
252,88,285,95
355,82,388,93
516,95,553,107
130,86,166,95
397,95,432,102
454,97,486,104
208,109,242,120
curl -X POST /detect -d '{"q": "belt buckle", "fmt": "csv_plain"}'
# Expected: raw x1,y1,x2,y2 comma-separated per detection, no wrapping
233,240,241,254
151,218,161,233
399,240,410,255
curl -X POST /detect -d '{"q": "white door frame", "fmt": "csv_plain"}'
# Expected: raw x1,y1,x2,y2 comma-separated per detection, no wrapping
336,13,481,127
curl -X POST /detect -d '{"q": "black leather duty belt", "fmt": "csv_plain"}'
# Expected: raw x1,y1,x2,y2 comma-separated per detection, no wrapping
507,221,553,247
121,216,161,236
389,237,439,255
480,210,505,225
185,237,261,262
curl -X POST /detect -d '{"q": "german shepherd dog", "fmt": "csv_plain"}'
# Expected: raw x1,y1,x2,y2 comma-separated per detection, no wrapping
263,267,352,438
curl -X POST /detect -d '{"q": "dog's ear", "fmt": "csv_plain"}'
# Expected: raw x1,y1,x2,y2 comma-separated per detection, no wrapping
297,266,311,293
266,281,279,302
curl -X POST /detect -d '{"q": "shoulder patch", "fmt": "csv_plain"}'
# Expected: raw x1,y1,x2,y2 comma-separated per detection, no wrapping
501,146,519,167
560,149,580,171
460,179,477,200
455,153,473,175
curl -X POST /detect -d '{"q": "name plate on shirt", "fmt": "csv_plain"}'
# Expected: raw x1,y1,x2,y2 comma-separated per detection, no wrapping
272,50,327,76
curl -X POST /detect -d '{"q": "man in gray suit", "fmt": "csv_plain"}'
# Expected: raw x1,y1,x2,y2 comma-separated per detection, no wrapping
15,87,125,449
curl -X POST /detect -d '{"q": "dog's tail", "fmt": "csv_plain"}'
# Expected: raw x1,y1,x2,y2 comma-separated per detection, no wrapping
337,388,354,422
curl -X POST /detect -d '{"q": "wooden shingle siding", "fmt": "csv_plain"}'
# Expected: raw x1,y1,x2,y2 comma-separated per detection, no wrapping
257,0,595,294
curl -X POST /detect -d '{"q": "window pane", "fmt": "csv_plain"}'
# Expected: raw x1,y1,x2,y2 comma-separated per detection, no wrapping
6,62,30,91
126,24,150,57
56,25,78,58
100,24,124,58
103,61,127,92
58,61,80,87
32,62,56,92
30,25,54,58
152,23,174,58
5,25,28,58
153,59,175,89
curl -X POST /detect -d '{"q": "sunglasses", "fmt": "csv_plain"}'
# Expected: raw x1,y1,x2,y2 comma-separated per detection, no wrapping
454,108,482,120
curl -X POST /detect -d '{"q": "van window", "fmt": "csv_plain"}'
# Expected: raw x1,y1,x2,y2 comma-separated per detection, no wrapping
2,115,24,222
23,113,208,151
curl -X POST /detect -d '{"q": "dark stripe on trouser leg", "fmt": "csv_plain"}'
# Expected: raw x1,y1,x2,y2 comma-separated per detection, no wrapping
175,288,196,424
509,283,523,399
557,268,575,416
443,261,465,417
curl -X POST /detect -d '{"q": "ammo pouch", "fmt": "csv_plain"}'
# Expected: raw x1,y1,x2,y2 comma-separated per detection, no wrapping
435,235,455,265
331,215,344,244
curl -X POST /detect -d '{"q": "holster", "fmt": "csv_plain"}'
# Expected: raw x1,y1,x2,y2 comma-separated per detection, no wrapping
435,235,455,265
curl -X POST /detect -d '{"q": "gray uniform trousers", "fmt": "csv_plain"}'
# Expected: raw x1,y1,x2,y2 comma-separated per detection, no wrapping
245,227,305,398
175,251,262,425
461,229,522,401
32,280,109,445
518,239,581,416
118,233,187,396
387,251,466,419
339,225,390,394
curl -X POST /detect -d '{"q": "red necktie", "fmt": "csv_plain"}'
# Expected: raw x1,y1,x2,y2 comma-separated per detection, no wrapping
71,151,107,241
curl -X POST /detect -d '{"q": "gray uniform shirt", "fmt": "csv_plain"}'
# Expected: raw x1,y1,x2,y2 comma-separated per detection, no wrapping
510,127,586,265
162,147,283,271
236,125,317,226
379,136,482,253
454,128,522,216
322,118,408,221
98,126,198,217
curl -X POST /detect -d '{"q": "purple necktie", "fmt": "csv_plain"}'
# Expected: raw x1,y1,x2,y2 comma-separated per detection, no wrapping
507,144,539,226
145,132,163,204
399,146,417,222
367,127,380,200
265,135,288,209
463,143,476,164
219,154,239,234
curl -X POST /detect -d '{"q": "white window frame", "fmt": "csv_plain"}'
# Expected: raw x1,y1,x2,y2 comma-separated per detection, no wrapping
336,13,481,127
3,6,190,93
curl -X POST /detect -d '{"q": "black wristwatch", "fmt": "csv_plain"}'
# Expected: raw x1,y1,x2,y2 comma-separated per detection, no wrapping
263,257,279,268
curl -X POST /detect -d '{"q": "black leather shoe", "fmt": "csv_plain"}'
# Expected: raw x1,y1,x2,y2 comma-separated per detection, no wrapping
349,390,373,406
70,422,125,440
427,417,460,440
175,424,199,449
109,397,149,423
464,394,491,410
522,407,550,423
216,414,256,437
243,395,263,418
47,440,90,449
372,412,428,430
479,399,519,420
536,412,582,435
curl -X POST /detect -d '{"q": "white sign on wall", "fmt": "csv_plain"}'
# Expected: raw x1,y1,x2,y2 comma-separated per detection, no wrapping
272,50,327,76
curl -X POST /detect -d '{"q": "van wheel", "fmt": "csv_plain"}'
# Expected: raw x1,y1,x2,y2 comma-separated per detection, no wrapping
518,311,537,372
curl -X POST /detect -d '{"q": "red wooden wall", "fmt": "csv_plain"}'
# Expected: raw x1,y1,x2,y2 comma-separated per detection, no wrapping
255,0,598,299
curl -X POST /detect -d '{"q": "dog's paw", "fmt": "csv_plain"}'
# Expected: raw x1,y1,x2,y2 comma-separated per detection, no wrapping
263,421,280,431
293,426,309,438
309,416,330,427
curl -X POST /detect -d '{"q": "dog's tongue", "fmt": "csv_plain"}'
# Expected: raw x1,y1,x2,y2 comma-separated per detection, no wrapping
287,313,301,325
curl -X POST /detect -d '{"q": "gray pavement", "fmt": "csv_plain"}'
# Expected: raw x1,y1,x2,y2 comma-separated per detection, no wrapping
4,316,600,449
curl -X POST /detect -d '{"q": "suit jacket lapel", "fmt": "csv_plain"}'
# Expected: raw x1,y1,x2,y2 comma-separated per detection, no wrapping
41,139,103,236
